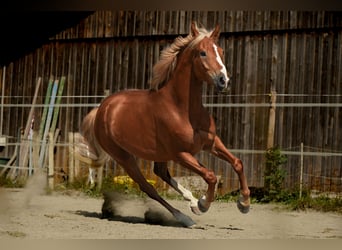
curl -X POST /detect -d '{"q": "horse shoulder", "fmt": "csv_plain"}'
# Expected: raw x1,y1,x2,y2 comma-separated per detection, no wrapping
195,110,217,149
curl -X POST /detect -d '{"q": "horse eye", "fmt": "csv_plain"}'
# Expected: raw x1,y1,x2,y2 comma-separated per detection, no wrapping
199,51,206,57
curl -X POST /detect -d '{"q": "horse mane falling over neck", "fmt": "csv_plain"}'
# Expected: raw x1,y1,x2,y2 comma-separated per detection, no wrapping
150,23,215,90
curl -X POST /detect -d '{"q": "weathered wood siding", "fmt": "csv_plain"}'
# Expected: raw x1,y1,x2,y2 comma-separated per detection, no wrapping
0,11,341,193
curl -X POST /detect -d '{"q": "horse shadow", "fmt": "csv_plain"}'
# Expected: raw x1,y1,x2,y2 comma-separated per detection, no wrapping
73,209,185,228
73,210,244,232
71,191,244,230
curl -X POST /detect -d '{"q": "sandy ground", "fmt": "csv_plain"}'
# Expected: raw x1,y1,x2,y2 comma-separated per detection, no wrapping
0,176,341,239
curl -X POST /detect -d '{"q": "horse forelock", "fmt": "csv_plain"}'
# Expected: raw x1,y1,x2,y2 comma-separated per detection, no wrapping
150,24,213,90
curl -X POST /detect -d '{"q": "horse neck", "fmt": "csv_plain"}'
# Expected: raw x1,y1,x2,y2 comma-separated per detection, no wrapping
163,59,204,115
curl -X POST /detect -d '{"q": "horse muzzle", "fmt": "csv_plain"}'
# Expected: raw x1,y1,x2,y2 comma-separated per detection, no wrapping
214,73,230,93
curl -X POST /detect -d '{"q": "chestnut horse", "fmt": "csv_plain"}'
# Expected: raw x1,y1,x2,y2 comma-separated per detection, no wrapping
81,22,250,227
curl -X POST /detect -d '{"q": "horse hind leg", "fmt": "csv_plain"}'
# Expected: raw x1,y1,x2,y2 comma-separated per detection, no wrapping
88,167,96,188
96,165,103,190
108,147,196,227
153,162,202,215
88,165,103,190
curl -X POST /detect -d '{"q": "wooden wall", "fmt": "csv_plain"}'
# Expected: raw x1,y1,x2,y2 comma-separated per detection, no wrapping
0,11,341,193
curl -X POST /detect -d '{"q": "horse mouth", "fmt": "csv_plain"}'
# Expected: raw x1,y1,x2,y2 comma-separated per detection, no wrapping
214,75,230,93
218,85,231,94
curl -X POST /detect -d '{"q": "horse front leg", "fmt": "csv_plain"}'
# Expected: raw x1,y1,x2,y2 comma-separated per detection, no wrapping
176,152,217,213
210,136,250,214
153,162,201,215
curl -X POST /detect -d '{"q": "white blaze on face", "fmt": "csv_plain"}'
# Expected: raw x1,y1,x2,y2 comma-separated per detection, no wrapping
213,44,229,84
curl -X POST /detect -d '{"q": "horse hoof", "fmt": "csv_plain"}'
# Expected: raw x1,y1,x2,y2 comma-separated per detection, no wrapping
198,197,210,213
237,197,250,214
190,206,202,215
174,212,196,228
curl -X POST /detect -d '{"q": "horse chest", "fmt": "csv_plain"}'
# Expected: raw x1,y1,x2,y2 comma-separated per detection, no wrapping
168,124,215,155
158,107,215,153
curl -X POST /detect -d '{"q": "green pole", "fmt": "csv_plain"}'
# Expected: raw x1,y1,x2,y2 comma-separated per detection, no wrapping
50,76,66,133
38,78,54,142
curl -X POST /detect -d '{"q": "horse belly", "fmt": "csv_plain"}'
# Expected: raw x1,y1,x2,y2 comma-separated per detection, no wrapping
116,126,159,160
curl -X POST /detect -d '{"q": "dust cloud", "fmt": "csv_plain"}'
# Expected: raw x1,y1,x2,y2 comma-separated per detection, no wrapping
0,169,47,221
0,188,13,224
22,169,47,206
101,191,183,227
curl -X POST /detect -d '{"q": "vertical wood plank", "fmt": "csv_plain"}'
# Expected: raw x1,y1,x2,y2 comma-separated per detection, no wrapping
68,132,74,183
48,131,55,189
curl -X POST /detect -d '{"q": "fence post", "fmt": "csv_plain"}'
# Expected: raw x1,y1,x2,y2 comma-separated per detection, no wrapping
299,142,304,198
74,133,80,178
48,132,54,189
267,89,277,149
0,66,5,136
68,132,74,183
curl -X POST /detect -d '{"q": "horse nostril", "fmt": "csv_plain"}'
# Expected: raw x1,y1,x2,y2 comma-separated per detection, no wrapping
218,76,226,87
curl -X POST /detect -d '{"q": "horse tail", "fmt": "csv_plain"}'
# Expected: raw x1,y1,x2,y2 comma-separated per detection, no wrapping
76,107,110,167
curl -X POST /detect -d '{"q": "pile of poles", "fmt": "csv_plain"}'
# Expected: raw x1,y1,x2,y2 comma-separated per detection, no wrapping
0,76,66,186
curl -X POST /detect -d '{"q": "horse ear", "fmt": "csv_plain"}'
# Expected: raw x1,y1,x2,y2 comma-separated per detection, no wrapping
190,22,200,37
210,23,220,41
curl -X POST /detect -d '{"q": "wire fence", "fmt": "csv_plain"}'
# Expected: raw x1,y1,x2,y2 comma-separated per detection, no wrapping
1,95,341,194
1,137,341,195
0,10,340,196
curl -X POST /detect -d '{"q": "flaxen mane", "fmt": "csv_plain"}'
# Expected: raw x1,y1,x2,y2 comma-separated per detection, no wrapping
150,23,214,90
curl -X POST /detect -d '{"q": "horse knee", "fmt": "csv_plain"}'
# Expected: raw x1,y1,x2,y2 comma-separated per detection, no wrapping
153,166,162,176
233,158,244,174
204,170,217,186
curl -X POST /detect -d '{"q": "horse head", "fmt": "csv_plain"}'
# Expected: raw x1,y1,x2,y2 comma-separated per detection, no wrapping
189,22,230,92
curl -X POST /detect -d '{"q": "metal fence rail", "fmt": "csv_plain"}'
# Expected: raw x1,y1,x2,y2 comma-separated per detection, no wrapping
1,137,341,194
